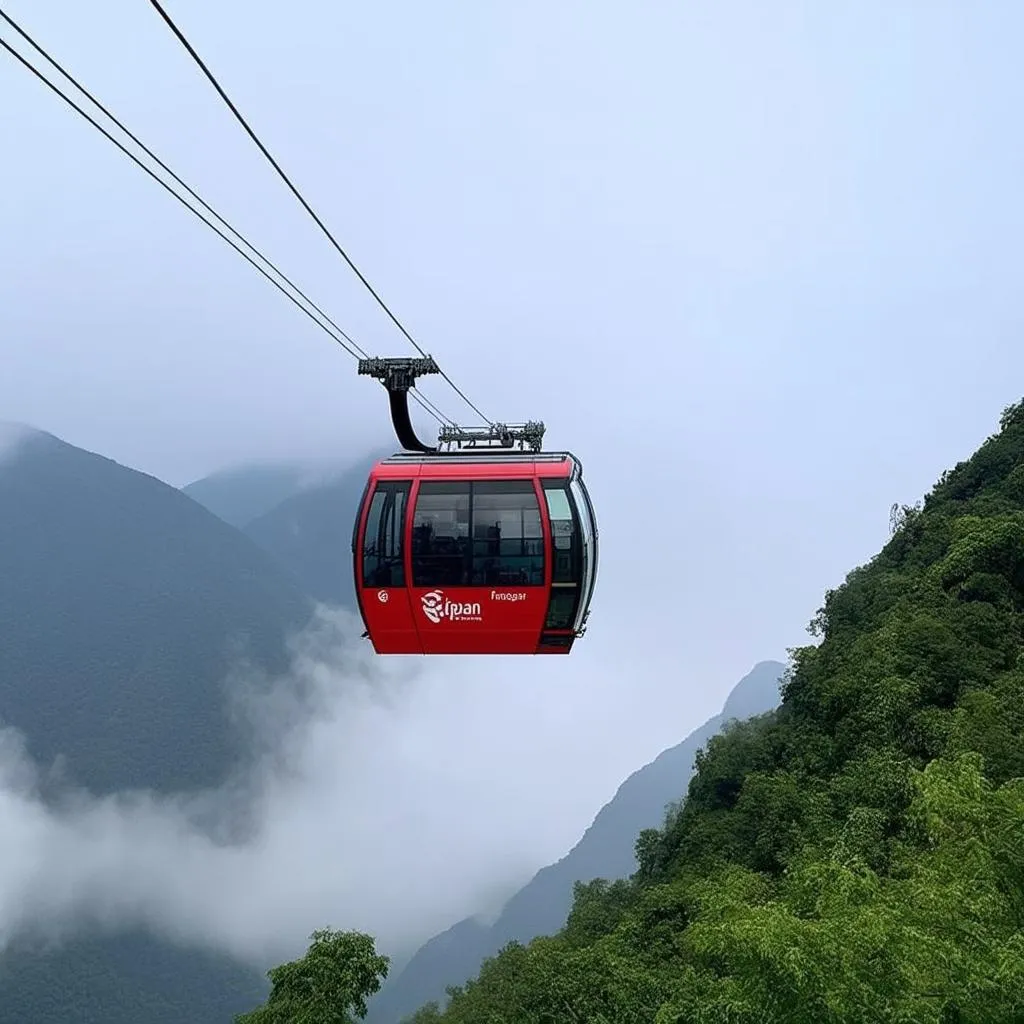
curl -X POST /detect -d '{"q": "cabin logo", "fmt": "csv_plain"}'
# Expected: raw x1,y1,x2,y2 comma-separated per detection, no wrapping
420,590,482,624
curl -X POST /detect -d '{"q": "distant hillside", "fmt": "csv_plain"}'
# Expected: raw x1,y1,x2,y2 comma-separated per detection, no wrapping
0,934,264,1024
0,425,318,1023
0,426,314,795
243,449,388,609
183,462,317,528
369,661,785,1023
183,456,368,531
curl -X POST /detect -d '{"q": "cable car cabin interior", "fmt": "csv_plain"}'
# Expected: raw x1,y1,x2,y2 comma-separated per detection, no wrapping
353,451,598,655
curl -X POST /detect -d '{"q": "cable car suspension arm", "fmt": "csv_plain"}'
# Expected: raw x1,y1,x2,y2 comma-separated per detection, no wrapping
358,357,546,453
358,357,441,453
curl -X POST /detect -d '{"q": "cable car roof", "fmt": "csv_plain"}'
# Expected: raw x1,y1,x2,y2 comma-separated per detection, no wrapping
373,450,583,479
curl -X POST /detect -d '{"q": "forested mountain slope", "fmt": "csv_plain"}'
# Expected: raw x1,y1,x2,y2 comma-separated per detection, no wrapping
0,426,313,794
0,934,264,1024
404,400,1024,1022
0,426,317,1022
242,450,387,609
370,661,784,1023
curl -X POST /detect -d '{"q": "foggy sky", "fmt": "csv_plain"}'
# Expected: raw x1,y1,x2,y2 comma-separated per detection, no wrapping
2,0,1024,972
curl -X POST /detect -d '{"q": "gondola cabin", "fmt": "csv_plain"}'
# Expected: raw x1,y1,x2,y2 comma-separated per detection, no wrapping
353,451,598,655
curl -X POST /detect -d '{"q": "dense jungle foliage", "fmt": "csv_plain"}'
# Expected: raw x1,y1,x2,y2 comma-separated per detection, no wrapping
242,400,1024,1024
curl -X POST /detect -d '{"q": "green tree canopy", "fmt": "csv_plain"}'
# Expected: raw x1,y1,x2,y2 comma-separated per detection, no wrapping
236,929,388,1024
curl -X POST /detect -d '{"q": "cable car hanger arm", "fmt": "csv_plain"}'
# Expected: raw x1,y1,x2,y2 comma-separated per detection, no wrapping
358,357,439,453
358,357,546,453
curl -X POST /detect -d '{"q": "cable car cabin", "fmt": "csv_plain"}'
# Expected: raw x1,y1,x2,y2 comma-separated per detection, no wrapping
352,451,598,655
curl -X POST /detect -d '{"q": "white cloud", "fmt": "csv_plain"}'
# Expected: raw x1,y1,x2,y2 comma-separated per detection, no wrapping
0,604,674,971
0,422,33,466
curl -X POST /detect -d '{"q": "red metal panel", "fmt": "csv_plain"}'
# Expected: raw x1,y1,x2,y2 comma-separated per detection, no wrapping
413,461,570,480
370,456,573,481
355,473,422,654
372,461,424,480
362,586,421,654
396,585,548,654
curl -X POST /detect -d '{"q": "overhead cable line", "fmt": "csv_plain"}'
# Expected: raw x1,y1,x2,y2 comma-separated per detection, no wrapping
0,11,453,429
0,11,366,358
147,0,492,428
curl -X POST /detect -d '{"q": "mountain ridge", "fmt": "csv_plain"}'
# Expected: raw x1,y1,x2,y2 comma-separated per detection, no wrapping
369,660,785,1023
0,425,315,794
182,458,358,530
0,425,319,1022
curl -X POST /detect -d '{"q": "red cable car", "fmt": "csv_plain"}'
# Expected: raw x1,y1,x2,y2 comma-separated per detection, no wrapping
352,357,598,655
353,450,598,654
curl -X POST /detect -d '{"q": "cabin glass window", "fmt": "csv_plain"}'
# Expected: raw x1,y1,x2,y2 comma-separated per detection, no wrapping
544,590,578,630
362,481,409,587
411,479,545,587
412,481,471,586
542,482,582,629
569,477,598,632
543,484,581,584
470,480,544,586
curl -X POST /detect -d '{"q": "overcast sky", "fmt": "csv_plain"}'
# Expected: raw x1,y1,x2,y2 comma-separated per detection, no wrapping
2,0,1024,971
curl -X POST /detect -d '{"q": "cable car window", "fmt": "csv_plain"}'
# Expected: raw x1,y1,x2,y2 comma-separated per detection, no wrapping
411,480,545,587
544,486,573,521
412,481,471,587
542,481,582,629
470,480,544,586
570,477,598,632
543,483,581,585
362,481,409,587
544,589,578,630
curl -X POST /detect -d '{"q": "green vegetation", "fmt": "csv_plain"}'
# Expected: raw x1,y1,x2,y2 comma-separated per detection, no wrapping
236,930,389,1024
368,661,784,1024
265,399,1024,1023
0,933,267,1024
